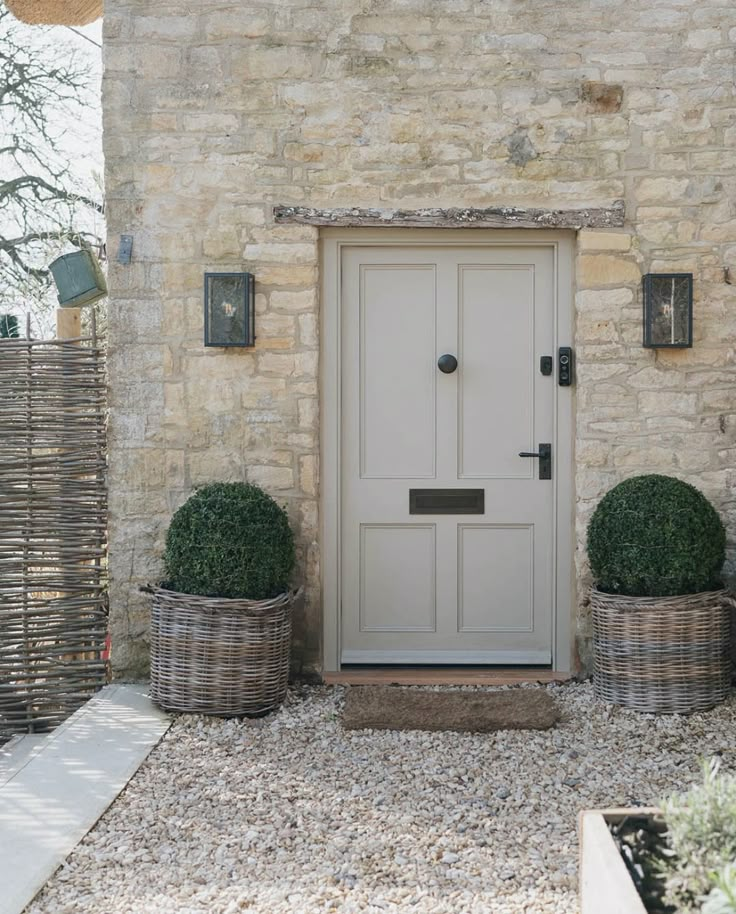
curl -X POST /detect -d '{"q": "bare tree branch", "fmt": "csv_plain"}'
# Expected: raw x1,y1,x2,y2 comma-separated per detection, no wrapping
0,7,104,317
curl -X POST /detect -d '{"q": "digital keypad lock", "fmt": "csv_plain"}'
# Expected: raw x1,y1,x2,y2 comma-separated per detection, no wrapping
558,347,574,386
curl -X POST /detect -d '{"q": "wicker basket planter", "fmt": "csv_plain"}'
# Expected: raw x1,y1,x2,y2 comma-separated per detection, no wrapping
591,588,733,714
146,584,299,716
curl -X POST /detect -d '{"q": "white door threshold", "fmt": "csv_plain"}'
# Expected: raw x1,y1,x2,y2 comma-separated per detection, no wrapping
0,683,170,914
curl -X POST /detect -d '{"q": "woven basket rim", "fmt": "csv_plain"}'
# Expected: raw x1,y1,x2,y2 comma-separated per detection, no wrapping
143,583,302,610
590,586,732,604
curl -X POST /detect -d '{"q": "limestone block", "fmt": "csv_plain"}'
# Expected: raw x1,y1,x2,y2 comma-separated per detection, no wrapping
702,389,734,411
578,255,641,285
294,351,319,377
638,390,698,416
236,48,317,80
626,366,682,389
576,316,619,343
298,398,318,430
188,450,245,485
299,455,318,497
271,289,317,312
576,440,610,468
612,445,676,469
351,15,434,34
258,352,296,376
636,176,690,203
679,449,714,472
577,470,617,500
577,231,631,252
255,313,296,350
205,11,270,40
299,313,318,347
134,16,197,41
247,465,295,491
686,28,722,49
244,244,316,263
287,431,317,449
575,288,634,310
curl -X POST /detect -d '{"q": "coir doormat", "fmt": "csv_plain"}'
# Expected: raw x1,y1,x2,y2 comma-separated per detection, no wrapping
342,686,560,733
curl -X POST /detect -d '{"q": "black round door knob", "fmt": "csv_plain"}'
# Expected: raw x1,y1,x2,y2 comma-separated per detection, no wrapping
437,354,458,374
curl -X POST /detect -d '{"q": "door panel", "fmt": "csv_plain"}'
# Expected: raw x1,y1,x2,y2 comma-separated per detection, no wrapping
457,524,534,633
360,524,436,632
341,244,556,664
360,264,436,479
458,265,534,479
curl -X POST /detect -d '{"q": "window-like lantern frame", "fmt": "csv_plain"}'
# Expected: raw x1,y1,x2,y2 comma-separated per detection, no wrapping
204,272,255,348
642,272,693,349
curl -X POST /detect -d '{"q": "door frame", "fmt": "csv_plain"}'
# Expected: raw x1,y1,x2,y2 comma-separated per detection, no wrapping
320,228,575,674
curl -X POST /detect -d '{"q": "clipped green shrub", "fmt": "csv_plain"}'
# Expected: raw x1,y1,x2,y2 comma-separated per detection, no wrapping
164,482,295,599
587,474,725,597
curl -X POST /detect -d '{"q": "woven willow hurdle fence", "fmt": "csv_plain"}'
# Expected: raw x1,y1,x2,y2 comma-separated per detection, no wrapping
0,321,107,736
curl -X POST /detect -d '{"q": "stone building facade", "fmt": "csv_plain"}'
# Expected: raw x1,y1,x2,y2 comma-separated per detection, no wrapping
102,0,736,677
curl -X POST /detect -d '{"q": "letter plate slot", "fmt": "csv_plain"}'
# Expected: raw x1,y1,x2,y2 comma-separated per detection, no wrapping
409,489,485,515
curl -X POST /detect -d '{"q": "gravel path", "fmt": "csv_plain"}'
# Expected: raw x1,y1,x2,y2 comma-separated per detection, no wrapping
28,682,736,914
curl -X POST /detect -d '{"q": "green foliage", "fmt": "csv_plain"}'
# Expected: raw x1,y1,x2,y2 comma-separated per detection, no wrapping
662,760,736,912
0,314,18,338
164,482,295,600
587,475,725,596
704,866,736,914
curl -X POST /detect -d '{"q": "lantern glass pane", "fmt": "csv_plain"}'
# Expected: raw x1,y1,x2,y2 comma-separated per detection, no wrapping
647,275,690,346
207,275,246,345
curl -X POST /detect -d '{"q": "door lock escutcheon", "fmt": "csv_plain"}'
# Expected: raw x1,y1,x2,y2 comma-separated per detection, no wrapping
518,443,552,480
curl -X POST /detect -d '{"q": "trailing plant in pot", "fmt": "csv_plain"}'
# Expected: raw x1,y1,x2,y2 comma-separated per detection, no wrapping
145,482,298,717
587,474,731,714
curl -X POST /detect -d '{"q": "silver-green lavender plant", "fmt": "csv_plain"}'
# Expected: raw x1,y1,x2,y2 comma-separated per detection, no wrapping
703,865,736,914
661,760,736,912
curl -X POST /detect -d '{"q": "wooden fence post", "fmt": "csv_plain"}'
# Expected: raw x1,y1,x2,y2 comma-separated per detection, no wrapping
56,307,81,341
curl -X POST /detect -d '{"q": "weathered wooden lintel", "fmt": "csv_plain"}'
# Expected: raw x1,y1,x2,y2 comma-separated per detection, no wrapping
273,200,625,231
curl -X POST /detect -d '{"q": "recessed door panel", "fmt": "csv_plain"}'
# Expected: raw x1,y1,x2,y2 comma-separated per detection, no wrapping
458,524,534,632
360,264,436,479
458,265,534,479
360,524,436,632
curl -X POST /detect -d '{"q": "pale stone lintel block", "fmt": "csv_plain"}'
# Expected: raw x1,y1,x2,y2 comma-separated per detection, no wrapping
578,231,632,252
578,254,640,286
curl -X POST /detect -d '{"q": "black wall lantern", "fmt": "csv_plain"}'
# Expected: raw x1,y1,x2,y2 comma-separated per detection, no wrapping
643,272,693,348
204,272,255,347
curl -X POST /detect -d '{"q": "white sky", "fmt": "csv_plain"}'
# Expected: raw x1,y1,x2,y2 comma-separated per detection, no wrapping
37,18,104,198
2,12,104,335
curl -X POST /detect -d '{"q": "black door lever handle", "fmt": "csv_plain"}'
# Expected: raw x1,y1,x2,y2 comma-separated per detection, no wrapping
518,444,552,479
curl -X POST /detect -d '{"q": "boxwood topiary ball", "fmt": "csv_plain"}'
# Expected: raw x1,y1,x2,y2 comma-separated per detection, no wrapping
587,474,725,597
164,482,295,599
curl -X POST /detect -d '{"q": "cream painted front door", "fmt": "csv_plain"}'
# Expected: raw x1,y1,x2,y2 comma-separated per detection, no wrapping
340,245,557,664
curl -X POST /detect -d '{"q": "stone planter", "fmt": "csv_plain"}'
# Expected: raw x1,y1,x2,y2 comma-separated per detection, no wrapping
591,588,733,714
145,584,300,717
579,808,659,914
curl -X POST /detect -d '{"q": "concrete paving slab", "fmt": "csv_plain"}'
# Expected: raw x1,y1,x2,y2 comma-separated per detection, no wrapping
0,735,47,789
0,684,170,914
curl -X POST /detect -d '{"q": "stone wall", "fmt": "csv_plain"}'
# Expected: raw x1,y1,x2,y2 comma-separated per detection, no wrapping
103,0,736,677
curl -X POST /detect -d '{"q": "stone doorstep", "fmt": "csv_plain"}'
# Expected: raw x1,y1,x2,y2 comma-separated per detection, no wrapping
0,684,170,914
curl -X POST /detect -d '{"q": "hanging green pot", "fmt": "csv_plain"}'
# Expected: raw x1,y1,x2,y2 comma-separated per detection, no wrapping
49,250,107,308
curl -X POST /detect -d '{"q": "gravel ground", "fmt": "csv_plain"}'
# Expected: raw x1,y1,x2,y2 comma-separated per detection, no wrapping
28,681,736,914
